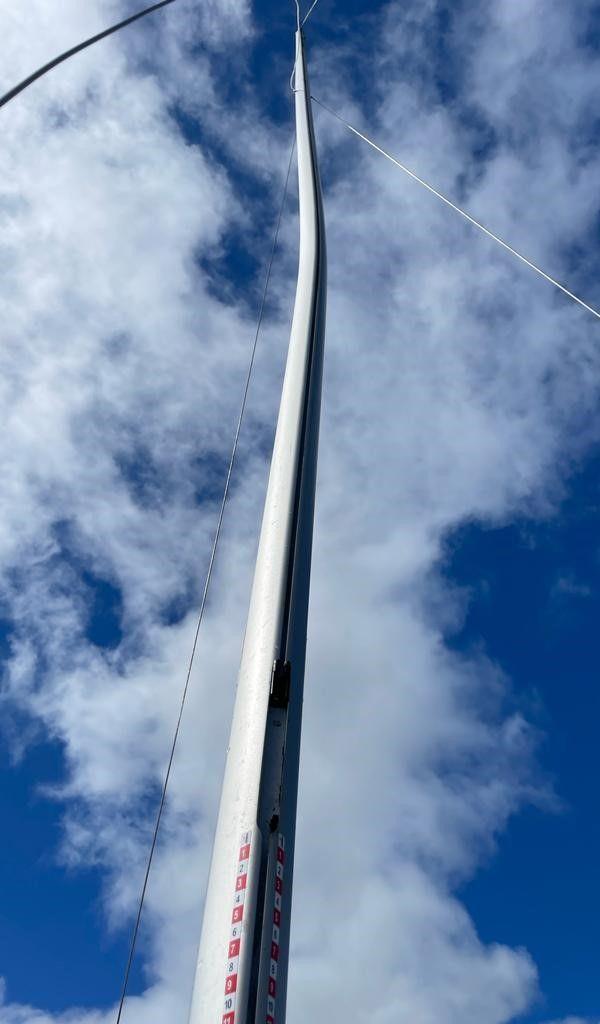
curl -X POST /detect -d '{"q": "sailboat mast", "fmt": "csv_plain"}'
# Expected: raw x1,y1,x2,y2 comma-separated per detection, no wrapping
188,27,326,1024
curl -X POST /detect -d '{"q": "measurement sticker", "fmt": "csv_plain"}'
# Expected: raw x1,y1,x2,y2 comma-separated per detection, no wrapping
265,834,285,1024
222,830,252,1024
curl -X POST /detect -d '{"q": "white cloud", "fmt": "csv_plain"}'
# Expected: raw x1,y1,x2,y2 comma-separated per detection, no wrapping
0,0,598,1022
541,1019,600,1024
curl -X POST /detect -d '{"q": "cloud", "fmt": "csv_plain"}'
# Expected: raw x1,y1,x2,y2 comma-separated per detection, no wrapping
1,0,599,1022
551,575,592,600
541,1019,600,1024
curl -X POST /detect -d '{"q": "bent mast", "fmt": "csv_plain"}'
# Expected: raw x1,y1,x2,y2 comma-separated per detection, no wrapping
188,27,326,1024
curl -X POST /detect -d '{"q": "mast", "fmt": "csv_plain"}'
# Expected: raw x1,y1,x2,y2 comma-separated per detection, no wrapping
188,26,326,1024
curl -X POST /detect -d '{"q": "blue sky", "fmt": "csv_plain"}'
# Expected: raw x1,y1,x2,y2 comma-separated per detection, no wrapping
449,454,600,1024
0,1,599,1023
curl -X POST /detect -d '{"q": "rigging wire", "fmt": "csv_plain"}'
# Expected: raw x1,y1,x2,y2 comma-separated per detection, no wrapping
311,95,600,322
114,136,296,1024
0,0,177,110
302,0,322,27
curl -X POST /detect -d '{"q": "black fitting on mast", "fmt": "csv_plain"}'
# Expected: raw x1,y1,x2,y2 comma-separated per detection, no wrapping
269,659,291,708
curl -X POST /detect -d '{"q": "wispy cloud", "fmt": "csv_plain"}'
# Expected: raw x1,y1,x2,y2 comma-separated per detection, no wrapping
1,0,599,1021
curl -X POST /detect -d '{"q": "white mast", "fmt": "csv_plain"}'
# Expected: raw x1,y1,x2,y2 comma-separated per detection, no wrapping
188,25,326,1024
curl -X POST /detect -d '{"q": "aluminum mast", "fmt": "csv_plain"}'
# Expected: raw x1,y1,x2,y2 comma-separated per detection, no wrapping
188,27,326,1024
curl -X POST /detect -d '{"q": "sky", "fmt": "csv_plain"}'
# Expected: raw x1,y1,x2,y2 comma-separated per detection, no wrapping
0,0,599,1022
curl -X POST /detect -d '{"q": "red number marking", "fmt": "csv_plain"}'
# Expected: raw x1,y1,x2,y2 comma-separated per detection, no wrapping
225,975,238,995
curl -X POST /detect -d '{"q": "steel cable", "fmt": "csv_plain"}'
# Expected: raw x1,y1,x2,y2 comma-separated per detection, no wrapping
114,136,296,1023
302,0,322,27
312,94,600,321
0,0,177,109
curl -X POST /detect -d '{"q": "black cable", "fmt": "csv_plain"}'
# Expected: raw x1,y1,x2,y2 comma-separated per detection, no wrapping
113,136,296,1023
0,0,177,110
